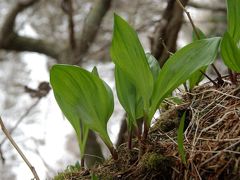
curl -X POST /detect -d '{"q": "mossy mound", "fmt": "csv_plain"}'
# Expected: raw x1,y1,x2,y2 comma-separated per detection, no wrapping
54,82,240,179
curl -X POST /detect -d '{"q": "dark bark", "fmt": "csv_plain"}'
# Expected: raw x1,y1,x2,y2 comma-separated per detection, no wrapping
150,0,189,67
74,0,112,64
61,0,76,50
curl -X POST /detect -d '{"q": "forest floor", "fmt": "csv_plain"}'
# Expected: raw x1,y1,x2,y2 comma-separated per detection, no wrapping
54,80,240,180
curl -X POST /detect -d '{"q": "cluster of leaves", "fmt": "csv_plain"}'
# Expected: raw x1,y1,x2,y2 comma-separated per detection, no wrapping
50,0,239,167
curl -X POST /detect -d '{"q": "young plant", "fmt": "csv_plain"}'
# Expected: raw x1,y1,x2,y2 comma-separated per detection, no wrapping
148,37,221,121
111,14,221,141
111,14,154,122
221,0,240,75
115,53,160,148
177,112,187,165
50,65,117,165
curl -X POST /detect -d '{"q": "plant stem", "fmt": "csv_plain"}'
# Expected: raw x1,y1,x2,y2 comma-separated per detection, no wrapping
109,146,118,160
199,70,218,87
81,157,85,167
0,116,40,180
128,128,132,150
228,69,237,84
212,64,224,85
143,120,149,141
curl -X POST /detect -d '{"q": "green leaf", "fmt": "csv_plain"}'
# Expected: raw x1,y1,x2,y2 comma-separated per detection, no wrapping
189,28,207,90
115,66,138,127
54,91,89,159
50,64,114,149
146,53,161,82
189,66,208,90
192,27,206,41
221,32,240,72
115,53,160,127
111,14,153,110
227,0,240,43
177,112,186,165
91,66,99,76
220,0,240,73
148,37,221,122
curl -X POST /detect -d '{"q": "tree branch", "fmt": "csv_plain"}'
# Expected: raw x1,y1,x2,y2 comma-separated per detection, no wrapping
150,0,189,67
3,33,60,59
188,2,226,12
74,0,112,64
0,0,61,60
61,0,76,50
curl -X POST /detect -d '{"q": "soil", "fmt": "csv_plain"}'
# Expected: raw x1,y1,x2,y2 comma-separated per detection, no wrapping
54,81,240,180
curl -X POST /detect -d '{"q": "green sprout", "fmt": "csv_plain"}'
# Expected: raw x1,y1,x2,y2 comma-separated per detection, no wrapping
111,14,221,141
50,65,117,166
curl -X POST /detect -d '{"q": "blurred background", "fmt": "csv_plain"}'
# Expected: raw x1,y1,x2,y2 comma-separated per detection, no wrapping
0,0,226,179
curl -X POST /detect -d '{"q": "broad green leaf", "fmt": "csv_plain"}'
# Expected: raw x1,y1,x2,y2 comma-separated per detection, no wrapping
177,112,186,165
115,66,137,127
221,32,240,72
220,0,240,72
54,90,89,159
189,28,207,90
91,66,114,107
146,53,161,82
148,37,221,122
111,14,153,110
192,27,206,41
227,0,240,43
115,53,160,127
50,65,114,148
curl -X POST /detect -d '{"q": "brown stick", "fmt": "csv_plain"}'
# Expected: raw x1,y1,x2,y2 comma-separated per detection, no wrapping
176,0,200,39
0,116,40,180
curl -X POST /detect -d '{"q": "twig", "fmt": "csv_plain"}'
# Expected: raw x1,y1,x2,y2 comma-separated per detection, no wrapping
161,39,174,55
61,0,76,50
188,2,226,12
199,70,218,87
176,0,200,39
0,98,41,146
0,144,5,164
0,116,40,180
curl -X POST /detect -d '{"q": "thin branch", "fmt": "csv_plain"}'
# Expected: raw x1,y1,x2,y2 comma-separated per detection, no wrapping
1,0,39,37
61,0,76,50
188,2,226,12
0,116,40,180
176,0,200,39
0,98,41,146
199,70,218,87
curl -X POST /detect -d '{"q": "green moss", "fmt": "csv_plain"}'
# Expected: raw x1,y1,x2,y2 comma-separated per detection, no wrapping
53,162,81,180
141,152,172,171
